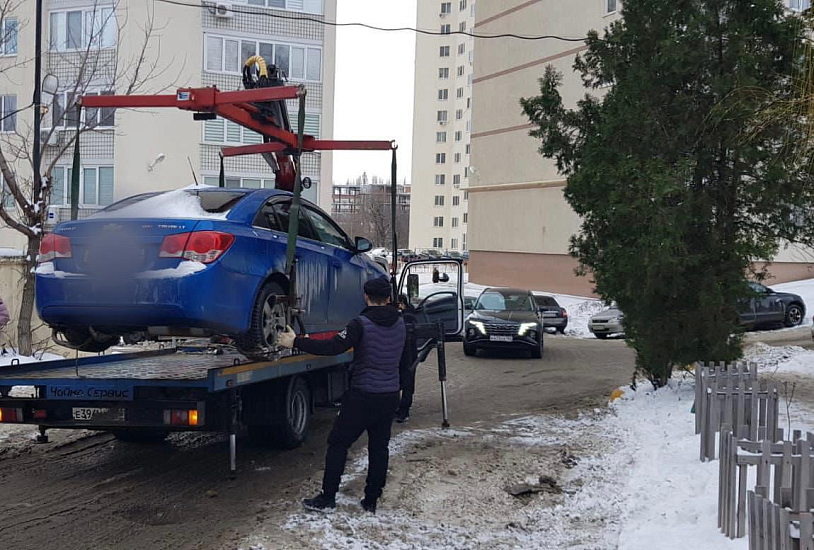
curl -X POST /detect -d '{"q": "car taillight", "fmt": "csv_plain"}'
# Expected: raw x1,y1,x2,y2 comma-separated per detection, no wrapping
159,231,234,264
562,308,568,318
39,234,72,262
0,407,23,422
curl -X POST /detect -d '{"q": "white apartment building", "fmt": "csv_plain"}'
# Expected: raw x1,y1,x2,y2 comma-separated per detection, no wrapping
409,0,475,253
0,0,336,253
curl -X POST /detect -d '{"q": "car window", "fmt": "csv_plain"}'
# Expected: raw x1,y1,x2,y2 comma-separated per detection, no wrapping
476,291,534,312
534,295,558,307
102,190,247,214
271,202,317,240
303,207,351,248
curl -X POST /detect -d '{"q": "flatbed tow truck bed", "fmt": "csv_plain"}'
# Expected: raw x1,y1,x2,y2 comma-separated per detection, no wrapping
0,348,353,472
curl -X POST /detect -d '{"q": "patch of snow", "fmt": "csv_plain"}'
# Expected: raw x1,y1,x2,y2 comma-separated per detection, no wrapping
93,187,228,220
0,349,63,367
0,248,25,258
136,261,207,279
34,262,85,278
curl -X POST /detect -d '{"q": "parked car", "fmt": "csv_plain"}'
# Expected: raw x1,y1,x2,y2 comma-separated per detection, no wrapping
36,187,387,358
532,294,568,334
447,251,463,260
463,288,544,358
589,305,624,339
740,282,805,329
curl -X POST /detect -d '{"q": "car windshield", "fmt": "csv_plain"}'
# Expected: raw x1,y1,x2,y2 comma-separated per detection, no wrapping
103,190,247,214
476,290,534,312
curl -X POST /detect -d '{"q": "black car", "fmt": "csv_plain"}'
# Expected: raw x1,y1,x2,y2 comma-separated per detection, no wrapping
741,282,806,329
463,288,544,358
533,294,568,334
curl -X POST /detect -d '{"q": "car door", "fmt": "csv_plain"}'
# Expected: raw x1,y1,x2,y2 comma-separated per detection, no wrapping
303,206,369,327
269,201,331,333
751,283,784,324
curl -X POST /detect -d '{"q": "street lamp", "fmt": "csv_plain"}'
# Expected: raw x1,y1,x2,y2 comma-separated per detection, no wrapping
147,153,166,171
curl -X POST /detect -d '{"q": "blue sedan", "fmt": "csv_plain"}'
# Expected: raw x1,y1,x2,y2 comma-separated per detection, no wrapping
36,187,387,358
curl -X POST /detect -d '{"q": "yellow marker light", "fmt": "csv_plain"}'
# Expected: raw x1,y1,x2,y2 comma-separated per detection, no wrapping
0,408,3,422
188,409,199,426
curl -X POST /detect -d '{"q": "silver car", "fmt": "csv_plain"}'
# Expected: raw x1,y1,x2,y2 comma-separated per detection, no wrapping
589,306,624,339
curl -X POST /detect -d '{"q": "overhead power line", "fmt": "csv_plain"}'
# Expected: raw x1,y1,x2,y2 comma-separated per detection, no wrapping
154,0,588,42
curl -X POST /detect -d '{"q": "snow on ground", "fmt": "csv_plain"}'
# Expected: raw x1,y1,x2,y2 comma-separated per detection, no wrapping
0,248,25,258
0,349,64,367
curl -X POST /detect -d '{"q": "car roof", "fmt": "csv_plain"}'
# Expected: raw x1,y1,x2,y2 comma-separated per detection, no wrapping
482,287,531,295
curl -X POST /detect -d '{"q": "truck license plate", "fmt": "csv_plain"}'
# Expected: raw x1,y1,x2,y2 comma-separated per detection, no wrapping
72,407,125,422
490,335,513,342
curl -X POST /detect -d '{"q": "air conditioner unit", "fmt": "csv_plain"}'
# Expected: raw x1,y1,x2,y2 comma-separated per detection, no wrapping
214,2,234,18
40,129,60,147
439,120,447,126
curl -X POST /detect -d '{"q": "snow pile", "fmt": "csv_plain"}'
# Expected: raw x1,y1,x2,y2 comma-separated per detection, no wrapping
136,261,207,279
771,277,814,318
0,248,24,258
93,186,228,220
34,262,85,278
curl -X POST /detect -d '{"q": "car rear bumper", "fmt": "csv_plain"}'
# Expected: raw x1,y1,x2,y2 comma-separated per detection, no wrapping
543,318,567,329
588,321,624,334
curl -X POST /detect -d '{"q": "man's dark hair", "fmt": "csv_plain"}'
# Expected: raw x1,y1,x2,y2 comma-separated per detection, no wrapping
364,277,392,304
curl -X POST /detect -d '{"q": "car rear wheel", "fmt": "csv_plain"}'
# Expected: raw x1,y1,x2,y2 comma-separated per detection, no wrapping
463,341,477,356
594,333,608,340
57,327,117,353
235,281,287,361
784,303,804,327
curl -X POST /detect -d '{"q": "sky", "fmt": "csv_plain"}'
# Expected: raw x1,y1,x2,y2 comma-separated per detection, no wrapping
332,0,417,186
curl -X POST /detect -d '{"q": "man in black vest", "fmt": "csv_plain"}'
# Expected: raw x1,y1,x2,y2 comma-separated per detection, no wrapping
278,276,405,514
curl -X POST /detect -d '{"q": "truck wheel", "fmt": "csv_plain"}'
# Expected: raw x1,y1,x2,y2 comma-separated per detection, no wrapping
235,281,287,361
58,327,117,353
248,377,311,449
784,303,804,327
112,429,169,443
463,341,476,357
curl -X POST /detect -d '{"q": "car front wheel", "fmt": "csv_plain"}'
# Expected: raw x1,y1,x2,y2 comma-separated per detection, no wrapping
784,303,805,327
463,341,477,356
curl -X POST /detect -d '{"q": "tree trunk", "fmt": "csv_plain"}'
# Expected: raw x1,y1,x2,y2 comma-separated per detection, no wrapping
17,235,40,356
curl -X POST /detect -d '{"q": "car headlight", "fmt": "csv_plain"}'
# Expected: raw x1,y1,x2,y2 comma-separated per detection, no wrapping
518,322,537,336
470,320,486,335
609,317,622,323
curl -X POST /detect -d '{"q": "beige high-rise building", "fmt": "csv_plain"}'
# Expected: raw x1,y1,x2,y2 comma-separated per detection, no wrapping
469,0,814,296
409,0,475,254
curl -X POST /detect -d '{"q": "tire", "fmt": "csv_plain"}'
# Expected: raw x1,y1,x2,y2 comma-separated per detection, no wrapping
248,377,311,449
58,327,117,353
113,429,169,443
556,327,565,335
595,333,609,340
531,336,543,359
784,303,805,328
235,281,287,361
463,341,476,357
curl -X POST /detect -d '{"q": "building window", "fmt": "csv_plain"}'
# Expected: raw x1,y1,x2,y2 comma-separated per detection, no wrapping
438,88,449,100
451,238,458,249
436,131,447,143
440,1,452,13
467,97,471,109
441,24,451,34
49,8,117,52
1,173,15,209
435,174,446,185
203,175,275,189
245,0,324,14
457,65,464,77
457,43,465,55
466,119,471,132
51,90,115,128
204,113,320,144
465,143,471,154
205,34,322,81
451,217,459,228
435,153,446,164
606,0,617,13
453,131,461,142
437,110,448,123
439,45,450,57
456,109,463,120
463,233,467,249
50,165,114,206
459,21,466,32
0,95,16,132
464,191,469,201
464,166,469,177
433,237,444,248
452,195,460,206
789,0,811,8
463,212,468,224
459,0,467,10
456,87,464,99
1,18,18,55
433,216,444,227
439,67,449,79
453,174,461,186
454,153,461,163
434,195,445,206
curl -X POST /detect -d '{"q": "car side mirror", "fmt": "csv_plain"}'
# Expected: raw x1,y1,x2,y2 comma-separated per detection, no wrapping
354,237,373,253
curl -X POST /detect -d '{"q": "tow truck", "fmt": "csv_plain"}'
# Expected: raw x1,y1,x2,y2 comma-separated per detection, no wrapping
0,56,463,473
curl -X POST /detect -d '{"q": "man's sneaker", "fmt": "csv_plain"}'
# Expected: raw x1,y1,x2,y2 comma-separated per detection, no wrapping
302,493,336,512
360,497,377,514
394,410,410,424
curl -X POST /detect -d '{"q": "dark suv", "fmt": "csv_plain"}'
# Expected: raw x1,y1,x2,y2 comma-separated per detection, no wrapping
533,294,568,334
741,282,805,329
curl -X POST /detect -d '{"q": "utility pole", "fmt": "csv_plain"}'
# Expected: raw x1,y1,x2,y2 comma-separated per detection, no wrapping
32,0,43,194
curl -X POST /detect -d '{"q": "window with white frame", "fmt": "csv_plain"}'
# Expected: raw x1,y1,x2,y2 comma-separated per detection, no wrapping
455,109,463,120
49,7,117,52
435,174,446,185
606,0,617,13
459,0,467,10
454,130,462,142
789,0,811,8
457,43,465,55
465,143,471,154
451,217,459,228
50,90,115,128
463,212,468,224
435,153,446,164
466,119,471,132
436,131,447,143
203,175,275,189
437,110,448,123
458,21,466,32
452,195,460,206
456,87,464,99
433,237,443,248
205,34,322,81
204,113,320,144
440,2,452,14
438,88,449,100
434,195,445,206
441,24,451,34
1,173,14,209
1,18,17,55
464,191,469,200
244,0,324,14
0,95,16,132
50,165,114,206
451,237,458,249
467,97,471,109
464,166,469,177
454,152,461,163
439,45,450,57
439,67,449,79
456,65,464,77
453,174,461,186
433,216,444,227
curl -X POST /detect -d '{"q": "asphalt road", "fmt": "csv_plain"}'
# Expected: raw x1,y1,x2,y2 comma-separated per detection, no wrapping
0,335,635,550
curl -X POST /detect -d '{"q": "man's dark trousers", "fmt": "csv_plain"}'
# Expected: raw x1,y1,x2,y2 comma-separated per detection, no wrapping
323,388,400,500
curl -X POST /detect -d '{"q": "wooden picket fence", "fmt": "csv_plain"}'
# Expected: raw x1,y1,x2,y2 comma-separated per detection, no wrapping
748,491,814,550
